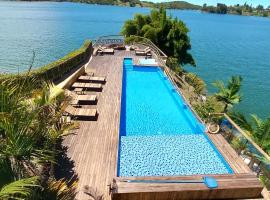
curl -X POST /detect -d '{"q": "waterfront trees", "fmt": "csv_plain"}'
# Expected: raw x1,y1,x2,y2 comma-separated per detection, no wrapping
202,3,270,17
212,76,242,112
122,8,195,66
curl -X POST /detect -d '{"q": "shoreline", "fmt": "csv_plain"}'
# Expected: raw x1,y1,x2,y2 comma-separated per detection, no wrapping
3,0,270,19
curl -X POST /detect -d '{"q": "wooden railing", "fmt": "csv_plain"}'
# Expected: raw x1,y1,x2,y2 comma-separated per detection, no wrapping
93,35,124,47
210,112,270,194
92,35,168,67
127,35,167,67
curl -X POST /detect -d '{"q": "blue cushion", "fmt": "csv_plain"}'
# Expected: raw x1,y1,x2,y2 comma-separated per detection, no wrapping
203,176,218,189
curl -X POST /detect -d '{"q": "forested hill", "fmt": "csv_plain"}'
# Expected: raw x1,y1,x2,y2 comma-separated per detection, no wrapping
142,1,201,10
15,0,201,10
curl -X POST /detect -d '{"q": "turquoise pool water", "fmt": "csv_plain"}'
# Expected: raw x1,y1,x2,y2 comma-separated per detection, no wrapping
118,58,233,176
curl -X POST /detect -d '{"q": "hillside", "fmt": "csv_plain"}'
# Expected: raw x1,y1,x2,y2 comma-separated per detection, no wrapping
16,0,201,9
149,1,201,10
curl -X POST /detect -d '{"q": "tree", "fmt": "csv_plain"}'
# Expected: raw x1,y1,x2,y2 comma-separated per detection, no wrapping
212,76,242,112
216,3,228,14
256,4,264,11
0,73,77,199
122,8,195,66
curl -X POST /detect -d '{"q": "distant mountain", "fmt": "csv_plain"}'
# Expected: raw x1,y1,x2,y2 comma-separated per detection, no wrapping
143,1,201,10
15,0,201,10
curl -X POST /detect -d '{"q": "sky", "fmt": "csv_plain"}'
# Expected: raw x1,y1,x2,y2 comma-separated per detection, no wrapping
147,0,270,7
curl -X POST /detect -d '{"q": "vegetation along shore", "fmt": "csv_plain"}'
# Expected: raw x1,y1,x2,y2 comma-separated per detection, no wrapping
13,0,270,18
202,3,270,17
13,0,202,10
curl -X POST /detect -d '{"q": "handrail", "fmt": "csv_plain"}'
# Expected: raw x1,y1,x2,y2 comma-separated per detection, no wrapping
129,35,168,58
225,113,270,161
93,35,124,47
210,112,270,162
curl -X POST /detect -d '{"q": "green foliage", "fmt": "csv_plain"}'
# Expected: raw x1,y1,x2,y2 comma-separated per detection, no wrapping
230,137,247,154
185,72,206,95
0,40,92,89
0,177,39,200
166,57,183,74
202,3,270,17
259,174,270,189
122,8,195,66
202,3,227,14
194,96,224,121
212,75,242,112
35,178,77,200
229,111,270,154
153,1,201,10
0,75,77,199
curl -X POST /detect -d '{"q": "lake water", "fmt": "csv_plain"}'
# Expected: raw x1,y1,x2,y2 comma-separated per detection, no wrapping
0,2,270,119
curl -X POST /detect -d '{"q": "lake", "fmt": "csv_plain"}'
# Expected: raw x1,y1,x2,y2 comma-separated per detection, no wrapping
0,1,270,119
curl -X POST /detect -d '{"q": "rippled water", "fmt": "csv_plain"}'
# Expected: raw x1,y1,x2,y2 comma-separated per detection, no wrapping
0,2,269,118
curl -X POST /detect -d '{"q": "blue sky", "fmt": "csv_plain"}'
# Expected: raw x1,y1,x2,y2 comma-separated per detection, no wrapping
147,0,270,7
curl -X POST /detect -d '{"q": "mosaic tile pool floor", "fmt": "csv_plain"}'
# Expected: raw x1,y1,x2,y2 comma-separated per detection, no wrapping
118,135,233,176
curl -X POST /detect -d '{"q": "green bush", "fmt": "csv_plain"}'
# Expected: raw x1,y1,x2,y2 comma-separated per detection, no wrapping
185,72,206,95
0,40,93,87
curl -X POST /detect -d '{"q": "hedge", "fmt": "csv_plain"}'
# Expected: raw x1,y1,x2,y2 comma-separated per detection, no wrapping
0,40,93,86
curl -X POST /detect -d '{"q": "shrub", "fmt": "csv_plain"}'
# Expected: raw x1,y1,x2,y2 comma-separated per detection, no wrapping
185,72,206,95
194,96,224,121
166,57,184,75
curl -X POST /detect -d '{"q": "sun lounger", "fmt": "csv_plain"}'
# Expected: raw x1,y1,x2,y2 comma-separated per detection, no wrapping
74,87,84,94
78,75,91,82
103,48,114,54
129,45,138,51
97,46,115,55
78,75,106,84
65,90,97,105
89,76,106,83
135,47,151,56
71,82,103,91
65,105,98,120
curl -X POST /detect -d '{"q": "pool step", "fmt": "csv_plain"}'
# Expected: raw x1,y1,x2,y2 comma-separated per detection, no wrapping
124,65,133,71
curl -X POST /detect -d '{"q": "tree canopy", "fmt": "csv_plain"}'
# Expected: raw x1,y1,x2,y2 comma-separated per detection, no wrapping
121,8,195,66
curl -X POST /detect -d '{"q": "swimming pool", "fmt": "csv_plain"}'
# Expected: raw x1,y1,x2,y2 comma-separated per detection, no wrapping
118,58,233,177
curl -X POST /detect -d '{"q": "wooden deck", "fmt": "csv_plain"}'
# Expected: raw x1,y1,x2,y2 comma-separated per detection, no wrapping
63,50,263,200
63,50,136,200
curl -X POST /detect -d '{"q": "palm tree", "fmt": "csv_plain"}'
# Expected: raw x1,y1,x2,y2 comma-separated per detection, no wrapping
212,76,242,112
229,112,270,155
0,74,77,199
0,177,39,199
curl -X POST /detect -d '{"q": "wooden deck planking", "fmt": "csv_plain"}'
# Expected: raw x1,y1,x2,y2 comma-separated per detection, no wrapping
63,49,262,200
63,51,132,200
207,132,251,174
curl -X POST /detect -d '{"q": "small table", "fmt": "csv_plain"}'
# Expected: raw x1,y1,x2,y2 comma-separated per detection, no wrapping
74,87,83,94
